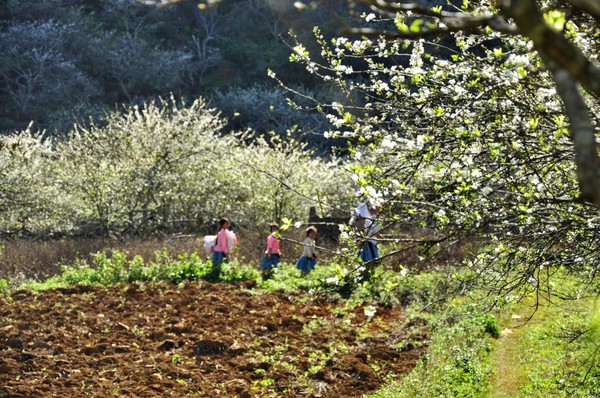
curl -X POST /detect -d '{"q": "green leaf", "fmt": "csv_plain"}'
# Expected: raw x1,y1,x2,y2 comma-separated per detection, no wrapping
280,218,293,231
544,10,566,31
395,15,409,32
409,19,424,33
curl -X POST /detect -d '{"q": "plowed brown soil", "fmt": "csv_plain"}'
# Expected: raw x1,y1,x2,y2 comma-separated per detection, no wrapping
0,281,426,397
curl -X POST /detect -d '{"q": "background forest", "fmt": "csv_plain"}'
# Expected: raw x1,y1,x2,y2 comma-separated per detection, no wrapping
0,0,354,146
0,0,367,237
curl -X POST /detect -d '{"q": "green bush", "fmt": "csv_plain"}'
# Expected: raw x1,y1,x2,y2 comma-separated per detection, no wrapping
17,248,263,290
477,313,500,339
368,303,495,398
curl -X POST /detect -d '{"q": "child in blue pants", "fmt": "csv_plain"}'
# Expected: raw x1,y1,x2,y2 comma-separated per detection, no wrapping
210,218,230,279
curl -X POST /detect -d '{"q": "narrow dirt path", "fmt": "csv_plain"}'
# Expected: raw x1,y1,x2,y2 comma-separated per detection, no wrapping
490,314,528,398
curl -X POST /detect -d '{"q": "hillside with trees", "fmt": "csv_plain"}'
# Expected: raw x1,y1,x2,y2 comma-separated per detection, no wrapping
0,0,352,148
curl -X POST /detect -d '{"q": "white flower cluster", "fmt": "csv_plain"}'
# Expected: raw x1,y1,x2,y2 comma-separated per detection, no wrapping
334,64,354,74
505,53,530,68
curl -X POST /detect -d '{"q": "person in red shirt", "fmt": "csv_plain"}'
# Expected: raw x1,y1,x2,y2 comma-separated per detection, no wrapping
210,218,230,280
260,222,282,279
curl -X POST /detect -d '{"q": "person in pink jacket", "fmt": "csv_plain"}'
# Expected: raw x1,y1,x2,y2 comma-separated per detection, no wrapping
260,222,282,279
210,218,230,279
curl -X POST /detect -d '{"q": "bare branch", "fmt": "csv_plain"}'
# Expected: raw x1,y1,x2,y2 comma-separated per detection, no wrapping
361,0,475,18
139,0,221,7
340,13,516,39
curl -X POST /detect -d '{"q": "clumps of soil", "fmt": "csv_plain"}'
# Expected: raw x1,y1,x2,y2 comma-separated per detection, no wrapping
0,282,427,397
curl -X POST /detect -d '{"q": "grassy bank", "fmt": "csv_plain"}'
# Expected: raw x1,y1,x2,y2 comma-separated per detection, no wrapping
366,299,498,398
490,296,600,398
366,286,600,398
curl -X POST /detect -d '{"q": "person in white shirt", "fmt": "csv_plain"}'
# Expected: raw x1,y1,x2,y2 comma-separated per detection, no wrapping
352,203,382,263
296,226,318,276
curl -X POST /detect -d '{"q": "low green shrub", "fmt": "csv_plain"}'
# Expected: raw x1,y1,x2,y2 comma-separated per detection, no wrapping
368,303,496,398
17,249,261,290
257,260,461,310
350,267,458,308
258,261,322,292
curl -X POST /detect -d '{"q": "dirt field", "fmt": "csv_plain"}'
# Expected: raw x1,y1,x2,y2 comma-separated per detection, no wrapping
0,281,426,397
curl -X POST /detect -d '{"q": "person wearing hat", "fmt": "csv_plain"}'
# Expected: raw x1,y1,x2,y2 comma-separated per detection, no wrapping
260,222,282,278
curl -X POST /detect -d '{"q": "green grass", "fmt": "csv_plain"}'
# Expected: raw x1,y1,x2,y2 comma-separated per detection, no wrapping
490,297,600,398
366,280,600,398
367,301,498,398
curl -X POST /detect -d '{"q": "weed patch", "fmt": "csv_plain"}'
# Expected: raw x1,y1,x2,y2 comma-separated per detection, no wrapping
17,249,260,291
367,303,497,398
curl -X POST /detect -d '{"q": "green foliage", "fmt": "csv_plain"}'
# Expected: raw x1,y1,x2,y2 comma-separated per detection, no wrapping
258,259,461,311
351,267,456,308
368,303,495,398
20,249,260,290
477,313,500,339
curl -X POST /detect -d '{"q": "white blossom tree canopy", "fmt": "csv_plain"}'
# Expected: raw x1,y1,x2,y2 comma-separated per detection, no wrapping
146,0,600,204
272,0,600,296
331,0,600,206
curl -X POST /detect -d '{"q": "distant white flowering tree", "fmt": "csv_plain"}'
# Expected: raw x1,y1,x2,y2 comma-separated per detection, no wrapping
0,129,71,235
53,97,350,236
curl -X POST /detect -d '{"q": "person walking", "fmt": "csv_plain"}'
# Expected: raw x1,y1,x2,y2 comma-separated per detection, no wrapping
210,218,230,280
296,226,318,276
260,222,282,279
351,203,382,263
